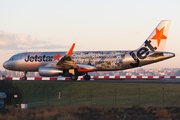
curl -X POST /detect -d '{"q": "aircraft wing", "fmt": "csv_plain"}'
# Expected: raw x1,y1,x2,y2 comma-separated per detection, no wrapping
56,43,78,69
56,55,78,69
76,64,97,72
56,43,97,72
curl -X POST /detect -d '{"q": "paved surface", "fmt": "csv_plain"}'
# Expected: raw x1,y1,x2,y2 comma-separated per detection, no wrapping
73,79,180,83
12,79,180,83
3,76,180,80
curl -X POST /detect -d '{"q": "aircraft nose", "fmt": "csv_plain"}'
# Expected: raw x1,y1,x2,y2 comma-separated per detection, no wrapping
3,61,8,69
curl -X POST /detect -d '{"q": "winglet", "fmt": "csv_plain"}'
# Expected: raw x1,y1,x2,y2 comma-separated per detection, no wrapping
66,43,75,55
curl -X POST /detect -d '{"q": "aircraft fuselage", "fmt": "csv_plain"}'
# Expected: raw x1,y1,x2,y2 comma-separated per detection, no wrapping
3,50,175,72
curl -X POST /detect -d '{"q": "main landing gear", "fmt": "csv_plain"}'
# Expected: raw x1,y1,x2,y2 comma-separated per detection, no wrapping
71,75,78,81
84,72,91,80
22,71,27,80
70,73,91,81
84,74,91,80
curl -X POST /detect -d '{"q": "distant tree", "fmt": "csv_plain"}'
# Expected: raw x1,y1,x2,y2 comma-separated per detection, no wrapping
0,80,22,105
175,69,180,76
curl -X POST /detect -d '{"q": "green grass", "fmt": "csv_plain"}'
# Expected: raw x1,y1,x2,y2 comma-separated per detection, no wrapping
10,81,180,108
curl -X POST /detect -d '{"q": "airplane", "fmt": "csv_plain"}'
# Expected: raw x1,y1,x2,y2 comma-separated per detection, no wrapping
3,20,175,80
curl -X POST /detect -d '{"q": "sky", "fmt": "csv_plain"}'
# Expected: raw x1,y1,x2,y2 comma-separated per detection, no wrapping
0,0,180,71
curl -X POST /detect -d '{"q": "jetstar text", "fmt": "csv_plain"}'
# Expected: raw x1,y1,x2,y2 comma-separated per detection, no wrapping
25,55,54,62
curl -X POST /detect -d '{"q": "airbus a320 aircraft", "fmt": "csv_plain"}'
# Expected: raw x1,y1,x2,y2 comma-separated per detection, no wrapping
3,20,175,80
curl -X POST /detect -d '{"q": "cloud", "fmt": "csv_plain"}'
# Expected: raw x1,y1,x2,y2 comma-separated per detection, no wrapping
0,31,40,49
0,31,66,50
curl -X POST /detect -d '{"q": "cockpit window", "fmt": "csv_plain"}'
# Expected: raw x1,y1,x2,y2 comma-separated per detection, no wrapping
9,57,14,60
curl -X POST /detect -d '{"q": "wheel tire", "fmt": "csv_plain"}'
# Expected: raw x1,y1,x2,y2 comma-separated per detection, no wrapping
71,75,78,81
22,76,27,80
84,75,91,80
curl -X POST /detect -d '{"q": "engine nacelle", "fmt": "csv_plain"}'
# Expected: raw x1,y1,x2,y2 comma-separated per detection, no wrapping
38,66,63,77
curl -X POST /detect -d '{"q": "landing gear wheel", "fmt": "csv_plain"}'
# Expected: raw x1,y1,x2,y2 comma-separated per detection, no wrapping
71,75,78,81
22,71,27,80
22,76,27,80
84,75,91,80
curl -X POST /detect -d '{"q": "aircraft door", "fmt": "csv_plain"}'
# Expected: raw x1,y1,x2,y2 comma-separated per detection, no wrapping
18,54,25,70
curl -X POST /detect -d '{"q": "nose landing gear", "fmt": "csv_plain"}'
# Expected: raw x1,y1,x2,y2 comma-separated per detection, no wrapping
22,71,27,80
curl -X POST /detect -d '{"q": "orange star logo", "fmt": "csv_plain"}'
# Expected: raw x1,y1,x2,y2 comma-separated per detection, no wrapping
53,54,63,61
151,27,167,47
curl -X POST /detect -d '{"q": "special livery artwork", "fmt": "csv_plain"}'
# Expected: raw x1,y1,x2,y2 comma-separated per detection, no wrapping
3,20,175,80
72,51,126,70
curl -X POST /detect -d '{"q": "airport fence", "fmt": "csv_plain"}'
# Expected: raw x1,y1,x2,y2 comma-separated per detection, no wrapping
7,87,180,109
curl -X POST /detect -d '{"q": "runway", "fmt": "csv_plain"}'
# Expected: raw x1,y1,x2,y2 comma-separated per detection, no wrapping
14,79,180,84
68,79,180,84
2,76,180,83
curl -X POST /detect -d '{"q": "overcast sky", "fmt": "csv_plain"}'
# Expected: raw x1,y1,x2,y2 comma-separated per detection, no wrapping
0,0,180,70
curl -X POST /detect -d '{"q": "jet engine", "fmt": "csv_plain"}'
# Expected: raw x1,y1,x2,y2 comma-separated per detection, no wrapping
38,66,63,77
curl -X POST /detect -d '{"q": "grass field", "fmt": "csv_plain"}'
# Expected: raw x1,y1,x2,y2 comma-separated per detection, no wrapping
9,81,180,108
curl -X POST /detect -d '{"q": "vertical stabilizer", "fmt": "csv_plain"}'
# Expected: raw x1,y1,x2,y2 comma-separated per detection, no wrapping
138,20,171,51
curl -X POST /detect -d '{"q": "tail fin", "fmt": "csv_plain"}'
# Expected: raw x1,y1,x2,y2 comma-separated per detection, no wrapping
138,20,171,51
